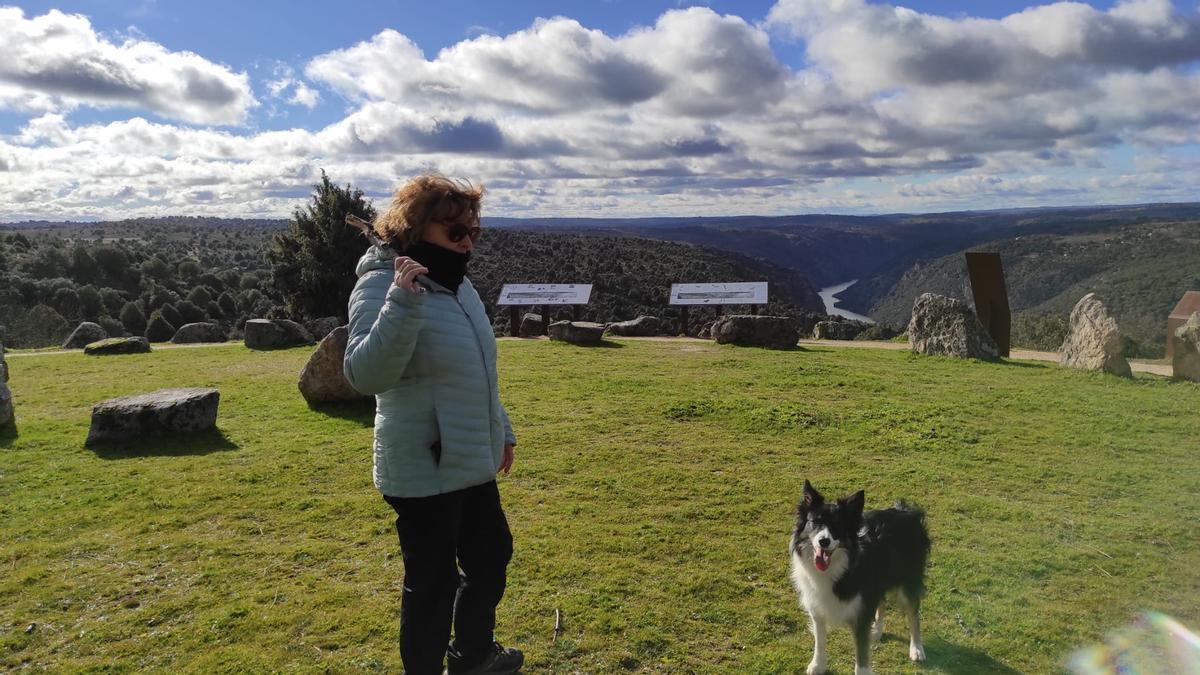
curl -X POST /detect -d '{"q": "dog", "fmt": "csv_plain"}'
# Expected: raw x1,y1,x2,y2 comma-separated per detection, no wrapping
789,480,931,675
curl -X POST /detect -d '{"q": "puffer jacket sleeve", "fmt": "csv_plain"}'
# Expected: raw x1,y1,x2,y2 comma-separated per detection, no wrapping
343,270,425,395
500,402,516,446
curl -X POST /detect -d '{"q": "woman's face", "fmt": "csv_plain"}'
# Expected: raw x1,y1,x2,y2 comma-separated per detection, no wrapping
421,219,479,254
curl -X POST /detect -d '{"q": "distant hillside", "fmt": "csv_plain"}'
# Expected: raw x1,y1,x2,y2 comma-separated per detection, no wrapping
865,220,1200,357
469,229,823,334
489,203,1200,292
0,219,822,347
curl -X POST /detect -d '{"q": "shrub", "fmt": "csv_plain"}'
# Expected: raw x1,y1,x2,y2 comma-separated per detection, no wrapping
145,311,176,342
119,301,146,335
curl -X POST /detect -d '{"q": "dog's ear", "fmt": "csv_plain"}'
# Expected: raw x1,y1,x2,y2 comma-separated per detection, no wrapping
840,490,866,521
801,480,824,510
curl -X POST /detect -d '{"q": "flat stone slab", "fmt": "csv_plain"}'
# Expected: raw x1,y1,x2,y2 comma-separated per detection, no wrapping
84,337,151,355
711,315,800,349
86,387,219,446
548,321,605,345
606,315,663,337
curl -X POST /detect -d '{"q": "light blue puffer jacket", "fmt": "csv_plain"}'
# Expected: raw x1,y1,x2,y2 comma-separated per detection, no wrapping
343,245,515,498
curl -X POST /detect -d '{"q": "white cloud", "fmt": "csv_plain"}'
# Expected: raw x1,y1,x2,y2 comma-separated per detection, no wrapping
0,7,257,125
3,2,1200,220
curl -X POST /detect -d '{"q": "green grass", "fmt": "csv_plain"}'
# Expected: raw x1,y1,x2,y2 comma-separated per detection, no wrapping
2,339,1198,673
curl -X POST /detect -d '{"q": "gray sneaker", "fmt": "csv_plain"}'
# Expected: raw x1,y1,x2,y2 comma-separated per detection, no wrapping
445,641,524,675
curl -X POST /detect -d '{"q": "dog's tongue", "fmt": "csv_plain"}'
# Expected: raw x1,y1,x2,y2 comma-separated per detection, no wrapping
814,550,831,571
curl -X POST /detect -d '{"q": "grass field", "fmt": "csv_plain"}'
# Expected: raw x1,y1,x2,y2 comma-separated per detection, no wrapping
2,339,1198,673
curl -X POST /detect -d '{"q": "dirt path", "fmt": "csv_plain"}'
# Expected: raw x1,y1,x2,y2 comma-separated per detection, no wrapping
7,336,1174,377
797,338,1172,376
5,341,244,358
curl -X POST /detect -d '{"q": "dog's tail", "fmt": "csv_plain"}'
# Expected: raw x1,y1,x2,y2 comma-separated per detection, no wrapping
892,499,931,553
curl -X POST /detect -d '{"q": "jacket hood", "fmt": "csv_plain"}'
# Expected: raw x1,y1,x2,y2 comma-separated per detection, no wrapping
355,245,397,278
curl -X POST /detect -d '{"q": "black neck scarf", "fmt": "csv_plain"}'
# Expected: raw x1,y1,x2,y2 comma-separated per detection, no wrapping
403,241,470,294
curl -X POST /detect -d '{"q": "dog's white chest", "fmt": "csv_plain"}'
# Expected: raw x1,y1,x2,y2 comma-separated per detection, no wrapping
791,552,863,625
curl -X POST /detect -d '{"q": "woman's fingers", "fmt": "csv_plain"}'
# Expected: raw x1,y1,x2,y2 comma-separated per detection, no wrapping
393,257,429,291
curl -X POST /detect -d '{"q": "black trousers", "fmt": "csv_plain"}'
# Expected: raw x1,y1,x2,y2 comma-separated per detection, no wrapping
383,480,513,675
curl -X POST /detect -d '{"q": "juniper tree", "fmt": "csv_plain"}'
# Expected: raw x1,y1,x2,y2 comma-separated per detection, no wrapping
267,170,376,322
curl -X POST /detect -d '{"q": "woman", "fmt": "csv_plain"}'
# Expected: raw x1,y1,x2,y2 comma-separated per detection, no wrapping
343,175,522,675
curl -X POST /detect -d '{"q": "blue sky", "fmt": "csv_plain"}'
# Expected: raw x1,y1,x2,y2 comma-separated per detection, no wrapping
1,0,1198,219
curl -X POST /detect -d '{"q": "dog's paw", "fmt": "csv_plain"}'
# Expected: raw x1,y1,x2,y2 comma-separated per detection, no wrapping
909,643,926,662
854,667,874,675
870,621,884,644
806,659,827,675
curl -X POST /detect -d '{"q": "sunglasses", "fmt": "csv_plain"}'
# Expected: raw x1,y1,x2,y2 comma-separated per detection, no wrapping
445,221,482,243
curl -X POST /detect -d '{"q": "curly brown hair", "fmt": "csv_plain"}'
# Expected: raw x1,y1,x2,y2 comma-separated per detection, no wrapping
373,174,484,249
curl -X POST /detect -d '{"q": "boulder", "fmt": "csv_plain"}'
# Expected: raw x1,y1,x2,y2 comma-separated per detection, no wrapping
605,315,662,337
0,381,10,428
171,322,228,344
298,326,370,405
86,387,219,446
1059,293,1132,377
854,324,900,341
794,312,826,339
62,322,108,349
244,319,314,350
519,313,544,337
907,293,999,361
304,316,341,341
1171,312,1200,382
813,320,862,340
548,321,605,345
84,337,151,355
711,315,799,349
0,342,10,428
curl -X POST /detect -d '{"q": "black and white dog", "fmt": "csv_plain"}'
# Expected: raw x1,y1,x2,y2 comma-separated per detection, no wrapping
790,481,931,675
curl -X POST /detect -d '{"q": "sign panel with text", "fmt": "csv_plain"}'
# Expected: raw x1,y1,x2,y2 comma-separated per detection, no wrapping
497,284,593,306
669,282,768,305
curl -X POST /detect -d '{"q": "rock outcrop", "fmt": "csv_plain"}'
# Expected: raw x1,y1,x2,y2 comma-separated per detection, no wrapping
907,293,999,361
172,322,228,344
1059,293,1131,377
244,319,314,350
298,326,371,405
63,322,108,349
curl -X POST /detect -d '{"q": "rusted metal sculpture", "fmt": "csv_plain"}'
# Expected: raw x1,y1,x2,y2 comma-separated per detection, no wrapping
965,252,1011,357
1167,291,1200,360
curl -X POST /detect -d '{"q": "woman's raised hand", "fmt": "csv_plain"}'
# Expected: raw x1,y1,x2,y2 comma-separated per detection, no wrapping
394,256,429,293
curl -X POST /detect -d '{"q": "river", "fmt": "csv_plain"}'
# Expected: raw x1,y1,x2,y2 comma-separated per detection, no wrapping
817,280,876,324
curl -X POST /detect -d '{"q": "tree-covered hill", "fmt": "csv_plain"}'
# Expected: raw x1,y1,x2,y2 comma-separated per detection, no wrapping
0,219,823,347
864,220,1200,357
469,229,824,334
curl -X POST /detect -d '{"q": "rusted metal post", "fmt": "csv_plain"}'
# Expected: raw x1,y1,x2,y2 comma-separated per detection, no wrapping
1168,291,1200,360
679,306,689,336
965,252,1011,357
541,304,550,335
509,306,520,337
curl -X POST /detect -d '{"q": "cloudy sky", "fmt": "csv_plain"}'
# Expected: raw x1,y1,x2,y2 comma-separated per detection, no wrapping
1,0,1198,221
